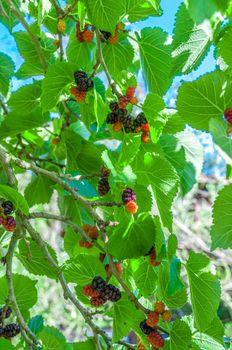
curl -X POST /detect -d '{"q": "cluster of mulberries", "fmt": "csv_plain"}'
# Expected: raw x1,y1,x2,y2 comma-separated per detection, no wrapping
100,22,125,44
98,166,110,196
139,301,171,347
70,71,94,103
79,224,99,249
0,307,20,339
0,201,16,232
106,101,150,142
76,22,94,43
83,276,121,306
122,188,138,214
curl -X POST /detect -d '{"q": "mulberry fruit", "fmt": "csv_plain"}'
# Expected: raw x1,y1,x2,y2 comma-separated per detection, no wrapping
126,201,138,214
92,276,107,292
113,121,122,132
224,108,232,124
2,201,13,215
79,240,93,249
99,253,106,263
52,137,60,145
0,326,4,337
130,96,138,105
90,296,106,307
140,320,153,335
135,112,148,127
0,306,12,319
108,33,119,45
5,216,16,232
100,30,111,41
115,262,123,274
147,331,164,348
141,132,150,144
116,22,125,31
83,30,94,42
126,86,136,98
58,19,66,33
76,22,89,42
122,188,136,204
83,284,100,298
155,301,165,314
149,249,161,267
3,324,20,338
102,284,121,302
101,166,110,178
82,224,99,240
142,123,150,132
98,177,110,196
110,102,119,111
106,112,118,124
118,96,130,109
74,71,93,92
162,310,172,322
147,311,159,327
75,90,87,103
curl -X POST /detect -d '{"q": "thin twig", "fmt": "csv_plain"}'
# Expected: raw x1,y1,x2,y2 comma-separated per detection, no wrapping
29,212,105,252
0,96,9,115
5,229,37,349
91,201,123,207
5,0,47,72
95,29,121,98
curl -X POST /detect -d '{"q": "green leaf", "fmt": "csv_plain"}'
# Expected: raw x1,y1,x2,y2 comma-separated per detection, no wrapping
217,26,232,69
186,252,221,331
126,0,162,22
38,326,67,350
41,62,75,111
112,292,144,342
72,339,95,349
0,339,15,349
167,234,178,260
108,214,157,260
201,317,224,345
161,131,204,195
186,0,220,24
28,315,44,334
103,36,134,77
134,259,157,296
0,53,15,96
176,70,232,131
0,274,37,320
209,117,232,159
0,185,29,214
136,153,179,231
66,29,95,69
17,238,58,279
24,176,54,206
170,320,192,350
58,196,81,226
210,184,232,250
172,3,212,76
186,251,210,272
158,261,187,308
0,0,20,30
142,93,165,121
0,109,49,140
63,254,106,285
63,130,82,172
138,27,172,96
14,31,48,76
8,84,41,115
192,333,225,350
84,0,125,32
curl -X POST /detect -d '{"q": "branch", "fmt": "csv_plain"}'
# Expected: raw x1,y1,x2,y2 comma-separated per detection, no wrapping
5,0,47,72
0,147,17,187
95,29,121,98
0,96,9,115
21,216,121,349
29,212,105,253
5,228,37,349
91,201,123,207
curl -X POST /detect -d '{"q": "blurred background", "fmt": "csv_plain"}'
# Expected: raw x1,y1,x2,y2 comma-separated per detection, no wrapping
0,0,231,345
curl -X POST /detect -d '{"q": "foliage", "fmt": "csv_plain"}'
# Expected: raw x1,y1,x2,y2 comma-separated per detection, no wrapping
0,0,231,349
